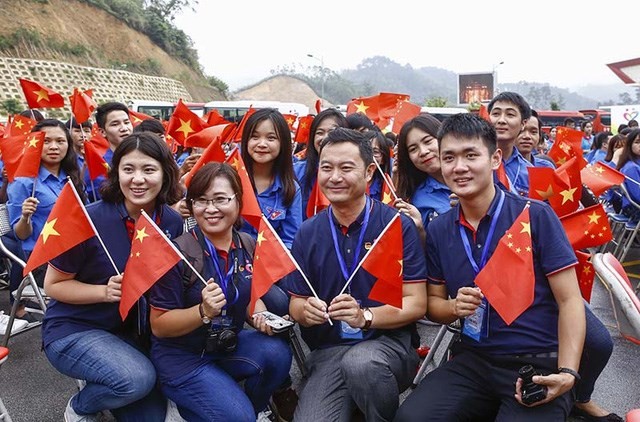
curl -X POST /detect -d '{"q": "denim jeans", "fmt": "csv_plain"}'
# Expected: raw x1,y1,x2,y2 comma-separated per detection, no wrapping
44,329,166,421
160,330,292,422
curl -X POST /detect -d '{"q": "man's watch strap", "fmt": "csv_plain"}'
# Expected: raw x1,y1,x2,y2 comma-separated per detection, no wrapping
362,307,373,330
558,367,581,381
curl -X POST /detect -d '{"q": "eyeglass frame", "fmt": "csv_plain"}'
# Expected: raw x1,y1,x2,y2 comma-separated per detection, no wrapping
191,193,237,210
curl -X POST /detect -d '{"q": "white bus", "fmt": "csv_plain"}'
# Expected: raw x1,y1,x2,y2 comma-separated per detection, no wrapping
203,100,309,123
128,100,205,120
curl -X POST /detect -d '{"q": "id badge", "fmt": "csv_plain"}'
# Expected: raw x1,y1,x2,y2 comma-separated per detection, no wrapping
340,321,363,340
462,298,487,342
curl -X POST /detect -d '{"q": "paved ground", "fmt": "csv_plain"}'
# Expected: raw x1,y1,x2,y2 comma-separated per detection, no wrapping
0,253,639,421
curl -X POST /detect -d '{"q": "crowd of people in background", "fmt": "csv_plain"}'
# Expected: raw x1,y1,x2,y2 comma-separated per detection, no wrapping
0,90,635,422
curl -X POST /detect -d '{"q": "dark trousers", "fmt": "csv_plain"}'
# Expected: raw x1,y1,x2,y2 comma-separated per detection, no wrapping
395,348,573,422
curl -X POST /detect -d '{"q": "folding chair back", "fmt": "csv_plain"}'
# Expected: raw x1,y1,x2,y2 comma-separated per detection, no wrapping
592,252,640,345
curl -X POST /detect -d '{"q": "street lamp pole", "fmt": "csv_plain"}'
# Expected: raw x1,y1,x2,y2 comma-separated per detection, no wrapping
493,61,504,96
307,53,325,108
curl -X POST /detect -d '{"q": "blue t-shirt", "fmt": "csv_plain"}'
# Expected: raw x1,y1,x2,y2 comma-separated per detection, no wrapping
150,228,253,382
620,159,640,209
426,188,577,355
504,147,534,196
286,198,427,350
588,150,607,165
531,154,556,169
42,201,183,347
293,159,315,219
7,167,68,253
410,176,452,228
240,175,302,249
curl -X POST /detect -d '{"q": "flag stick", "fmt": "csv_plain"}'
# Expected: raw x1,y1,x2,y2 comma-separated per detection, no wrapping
140,210,208,286
90,178,97,203
260,215,333,325
67,178,120,274
338,212,400,296
373,159,398,200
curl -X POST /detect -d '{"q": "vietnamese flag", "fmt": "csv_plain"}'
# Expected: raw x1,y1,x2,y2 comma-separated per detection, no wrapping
581,162,625,197
14,131,45,179
203,109,230,126
226,148,262,229
392,101,421,134
360,214,404,308
559,203,612,250
23,182,96,275
5,114,37,137
282,114,297,131
119,211,181,320
19,78,65,109
294,115,314,144
69,88,98,124
474,204,535,325
0,134,29,182
575,250,595,303
306,178,330,218
166,99,208,146
347,95,380,121
249,215,297,314
129,110,154,128
183,136,227,187
184,123,235,149
548,127,585,167
84,140,110,180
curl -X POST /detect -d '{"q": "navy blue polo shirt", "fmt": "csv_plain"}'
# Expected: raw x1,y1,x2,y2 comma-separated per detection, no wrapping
426,187,577,355
287,198,427,351
42,201,183,347
149,228,253,382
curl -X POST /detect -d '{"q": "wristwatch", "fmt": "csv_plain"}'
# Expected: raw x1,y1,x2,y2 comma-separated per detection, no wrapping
558,367,581,381
362,307,373,330
199,303,211,325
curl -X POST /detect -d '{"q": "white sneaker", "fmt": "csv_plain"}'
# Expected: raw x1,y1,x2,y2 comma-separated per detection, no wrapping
63,398,99,422
0,311,28,335
256,409,276,422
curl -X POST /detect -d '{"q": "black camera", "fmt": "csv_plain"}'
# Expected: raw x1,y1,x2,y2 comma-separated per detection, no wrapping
518,365,548,405
205,325,237,354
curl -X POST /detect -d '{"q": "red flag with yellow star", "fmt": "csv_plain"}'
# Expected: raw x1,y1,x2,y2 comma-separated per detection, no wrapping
119,211,181,320
18,78,65,109
391,101,421,134
580,162,625,197
84,140,110,180
23,182,95,276
128,110,154,128
547,127,585,167
294,115,314,144
69,88,98,124
0,134,29,182
575,250,595,303
14,131,45,179
184,123,235,149
226,148,262,229
5,114,36,137
380,173,396,205
346,95,380,121
559,203,612,250
282,114,297,131
474,204,535,325
166,99,208,146
527,156,582,217
360,214,404,308
250,215,297,314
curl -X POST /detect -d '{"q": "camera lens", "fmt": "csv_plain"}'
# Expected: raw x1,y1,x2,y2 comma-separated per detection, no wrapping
518,365,535,382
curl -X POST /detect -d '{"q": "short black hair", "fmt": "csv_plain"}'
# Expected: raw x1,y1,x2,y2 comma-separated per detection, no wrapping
438,113,497,154
320,127,373,166
96,102,130,129
132,118,165,136
487,91,531,121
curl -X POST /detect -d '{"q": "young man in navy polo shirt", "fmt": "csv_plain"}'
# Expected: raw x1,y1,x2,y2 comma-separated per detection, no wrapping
395,114,585,421
287,128,427,421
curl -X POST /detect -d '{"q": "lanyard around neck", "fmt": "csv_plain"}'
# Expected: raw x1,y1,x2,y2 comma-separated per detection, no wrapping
203,237,238,307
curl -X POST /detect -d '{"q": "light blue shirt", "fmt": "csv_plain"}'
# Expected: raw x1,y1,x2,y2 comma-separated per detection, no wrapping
531,154,556,169
410,176,452,228
504,147,534,196
7,167,68,253
620,159,640,210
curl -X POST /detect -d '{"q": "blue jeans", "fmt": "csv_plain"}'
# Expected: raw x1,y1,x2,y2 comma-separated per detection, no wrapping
160,330,292,422
261,283,290,317
44,329,166,421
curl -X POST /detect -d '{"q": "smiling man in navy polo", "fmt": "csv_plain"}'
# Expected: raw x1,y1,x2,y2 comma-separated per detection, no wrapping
395,114,585,421
287,127,427,421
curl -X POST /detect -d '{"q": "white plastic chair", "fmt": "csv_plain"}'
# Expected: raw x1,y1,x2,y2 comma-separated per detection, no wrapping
0,204,47,347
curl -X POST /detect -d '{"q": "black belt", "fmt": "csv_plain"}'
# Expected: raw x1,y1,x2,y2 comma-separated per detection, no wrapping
512,351,558,358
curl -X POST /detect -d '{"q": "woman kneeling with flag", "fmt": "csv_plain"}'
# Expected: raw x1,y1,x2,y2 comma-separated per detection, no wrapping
149,162,292,422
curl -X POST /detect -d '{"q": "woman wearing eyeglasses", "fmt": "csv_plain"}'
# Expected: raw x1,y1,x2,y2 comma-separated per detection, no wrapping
149,162,292,422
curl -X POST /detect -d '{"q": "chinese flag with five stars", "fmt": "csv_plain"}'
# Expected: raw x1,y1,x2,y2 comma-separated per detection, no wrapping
184,123,235,149
391,101,421,134
294,115,314,144
346,95,380,121
84,140,110,180
547,127,585,167
559,203,612,250
166,99,208,146
527,156,582,217
306,178,330,218
183,135,227,188
119,212,181,320
128,110,154,128
14,131,45,179
474,204,535,325
575,250,595,303
361,214,404,308
377,92,411,120
226,148,262,229
23,182,95,276
18,78,65,109
580,162,625,197
249,215,297,314
5,114,36,137
69,88,98,124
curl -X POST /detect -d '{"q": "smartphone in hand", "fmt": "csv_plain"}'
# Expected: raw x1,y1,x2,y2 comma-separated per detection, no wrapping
253,311,294,333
